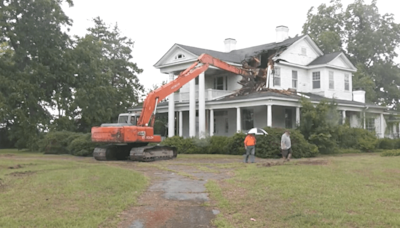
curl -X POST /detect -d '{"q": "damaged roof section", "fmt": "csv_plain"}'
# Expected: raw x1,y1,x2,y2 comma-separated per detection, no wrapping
177,35,305,64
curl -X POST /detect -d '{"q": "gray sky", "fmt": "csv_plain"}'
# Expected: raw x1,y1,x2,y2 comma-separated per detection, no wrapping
62,0,399,91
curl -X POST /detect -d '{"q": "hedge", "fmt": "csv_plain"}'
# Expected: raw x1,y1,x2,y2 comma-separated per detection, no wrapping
38,131,97,156
335,126,378,152
380,150,400,157
161,128,318,158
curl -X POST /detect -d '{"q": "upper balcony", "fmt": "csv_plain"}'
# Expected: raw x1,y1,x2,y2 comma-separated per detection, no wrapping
174,89,235,102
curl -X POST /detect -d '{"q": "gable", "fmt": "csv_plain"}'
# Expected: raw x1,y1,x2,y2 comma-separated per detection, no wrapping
329,55,353,69
154,44,198,68
277,36,322,66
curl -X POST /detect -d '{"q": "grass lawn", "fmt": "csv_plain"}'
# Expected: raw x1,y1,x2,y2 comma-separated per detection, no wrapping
205,154,400,228
0,149,148,228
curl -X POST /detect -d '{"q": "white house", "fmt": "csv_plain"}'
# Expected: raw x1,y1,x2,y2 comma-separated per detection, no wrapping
130,26,397,139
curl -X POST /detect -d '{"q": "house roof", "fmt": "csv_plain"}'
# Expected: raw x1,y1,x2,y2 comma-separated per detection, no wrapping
176,35,306,64
307,52,341,66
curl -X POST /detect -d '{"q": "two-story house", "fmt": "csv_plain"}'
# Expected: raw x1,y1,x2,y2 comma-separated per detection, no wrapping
130,26,394,139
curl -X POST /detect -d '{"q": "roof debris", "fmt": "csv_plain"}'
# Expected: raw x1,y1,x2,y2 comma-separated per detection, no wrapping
228,50,296,97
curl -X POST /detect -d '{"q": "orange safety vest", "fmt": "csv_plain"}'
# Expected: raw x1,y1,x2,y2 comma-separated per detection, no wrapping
244,135,256,146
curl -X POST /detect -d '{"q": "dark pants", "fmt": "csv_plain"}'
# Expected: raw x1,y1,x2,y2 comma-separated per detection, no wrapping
282,148,292,158
244,145,255,163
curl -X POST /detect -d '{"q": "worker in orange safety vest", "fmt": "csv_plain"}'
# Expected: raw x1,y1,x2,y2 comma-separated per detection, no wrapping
244,133,256,163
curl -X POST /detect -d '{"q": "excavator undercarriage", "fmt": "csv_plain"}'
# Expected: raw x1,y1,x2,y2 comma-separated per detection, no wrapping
93,144,177,162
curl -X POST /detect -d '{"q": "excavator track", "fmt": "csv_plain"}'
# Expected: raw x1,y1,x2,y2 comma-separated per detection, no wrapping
93,144,177,162
130,145,177,162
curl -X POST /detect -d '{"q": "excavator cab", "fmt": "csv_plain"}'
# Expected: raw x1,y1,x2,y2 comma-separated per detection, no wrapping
117,113,141,125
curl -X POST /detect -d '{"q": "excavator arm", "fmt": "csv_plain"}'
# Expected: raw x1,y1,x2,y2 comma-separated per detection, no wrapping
137,54,255,127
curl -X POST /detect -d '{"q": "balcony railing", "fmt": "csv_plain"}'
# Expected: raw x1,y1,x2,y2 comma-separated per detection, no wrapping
174,89,234,102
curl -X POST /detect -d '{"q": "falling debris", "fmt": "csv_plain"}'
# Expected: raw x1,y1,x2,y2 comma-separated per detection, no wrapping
229,47,296,97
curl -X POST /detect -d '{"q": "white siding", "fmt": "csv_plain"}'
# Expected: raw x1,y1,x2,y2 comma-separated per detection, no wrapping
330,56,348,68
279,39,320,65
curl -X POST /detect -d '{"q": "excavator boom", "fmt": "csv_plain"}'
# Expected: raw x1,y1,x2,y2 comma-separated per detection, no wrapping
91,54,257,162
137,54,254,127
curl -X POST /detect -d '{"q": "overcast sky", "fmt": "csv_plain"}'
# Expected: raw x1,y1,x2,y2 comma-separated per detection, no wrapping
61,0,399,91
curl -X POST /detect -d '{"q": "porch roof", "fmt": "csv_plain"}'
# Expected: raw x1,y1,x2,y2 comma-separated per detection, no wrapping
213,90,386,109
129,90,387,112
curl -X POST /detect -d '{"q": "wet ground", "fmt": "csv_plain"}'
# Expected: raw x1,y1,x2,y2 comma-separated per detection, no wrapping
114,158,235,228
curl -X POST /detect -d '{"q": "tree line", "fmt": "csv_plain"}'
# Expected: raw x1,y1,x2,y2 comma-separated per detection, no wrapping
0,0,144,149
1,0,400,150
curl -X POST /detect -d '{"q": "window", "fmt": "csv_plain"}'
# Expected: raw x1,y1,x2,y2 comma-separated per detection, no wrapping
292,70,298,89
214,77,224,90
344,74,350,91
273,67,281,86
174,54,185,60
301,47,307,56
242,109,254,130
312,72,320,89
195,77,199,85
329,71,334,89
366,117,375,132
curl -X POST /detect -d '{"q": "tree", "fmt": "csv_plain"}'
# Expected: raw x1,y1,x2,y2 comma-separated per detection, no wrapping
0,0,74,149
299,98,340,154
303,0,400,109
64,17,144,132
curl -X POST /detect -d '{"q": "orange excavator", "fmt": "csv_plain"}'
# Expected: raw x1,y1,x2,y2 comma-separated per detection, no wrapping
91,53,264,161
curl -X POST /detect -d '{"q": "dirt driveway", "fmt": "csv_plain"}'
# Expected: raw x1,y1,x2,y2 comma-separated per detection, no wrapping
106,156,242,228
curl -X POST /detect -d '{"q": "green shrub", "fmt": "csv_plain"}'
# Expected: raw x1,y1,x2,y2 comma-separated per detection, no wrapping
336,126,378,152
38,131,84,154
161,136,207,154
377,138,396,149
395,139,400,149
309,133,338,154
225,133,247,155
256,127,318,158
208,136,229,154
68,134,97,156
380,150,400,157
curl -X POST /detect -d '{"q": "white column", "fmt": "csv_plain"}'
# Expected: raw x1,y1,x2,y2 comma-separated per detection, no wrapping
199,73,206,138
189,79,196,137
363,112,366,129
236,107,241,133
296,107,300,126
210,109,214,136
267,105,272,127
179,111,183,137
380,113,385,138
342,110,346,125
168,73,175,137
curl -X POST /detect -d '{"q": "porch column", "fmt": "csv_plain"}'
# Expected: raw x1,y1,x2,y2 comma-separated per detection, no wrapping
189,78,196,137
342,110,346,125
363,112,366,129
168,73,175,137
296,107,300,126
179,111,183,137
199,72,206,138
267,105,272,127
210,109,214,136
380,113,385,138
237,107,241,133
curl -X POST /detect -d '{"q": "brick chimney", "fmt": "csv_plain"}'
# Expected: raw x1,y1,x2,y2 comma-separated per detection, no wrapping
224,38,237,52
276,25,289,42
